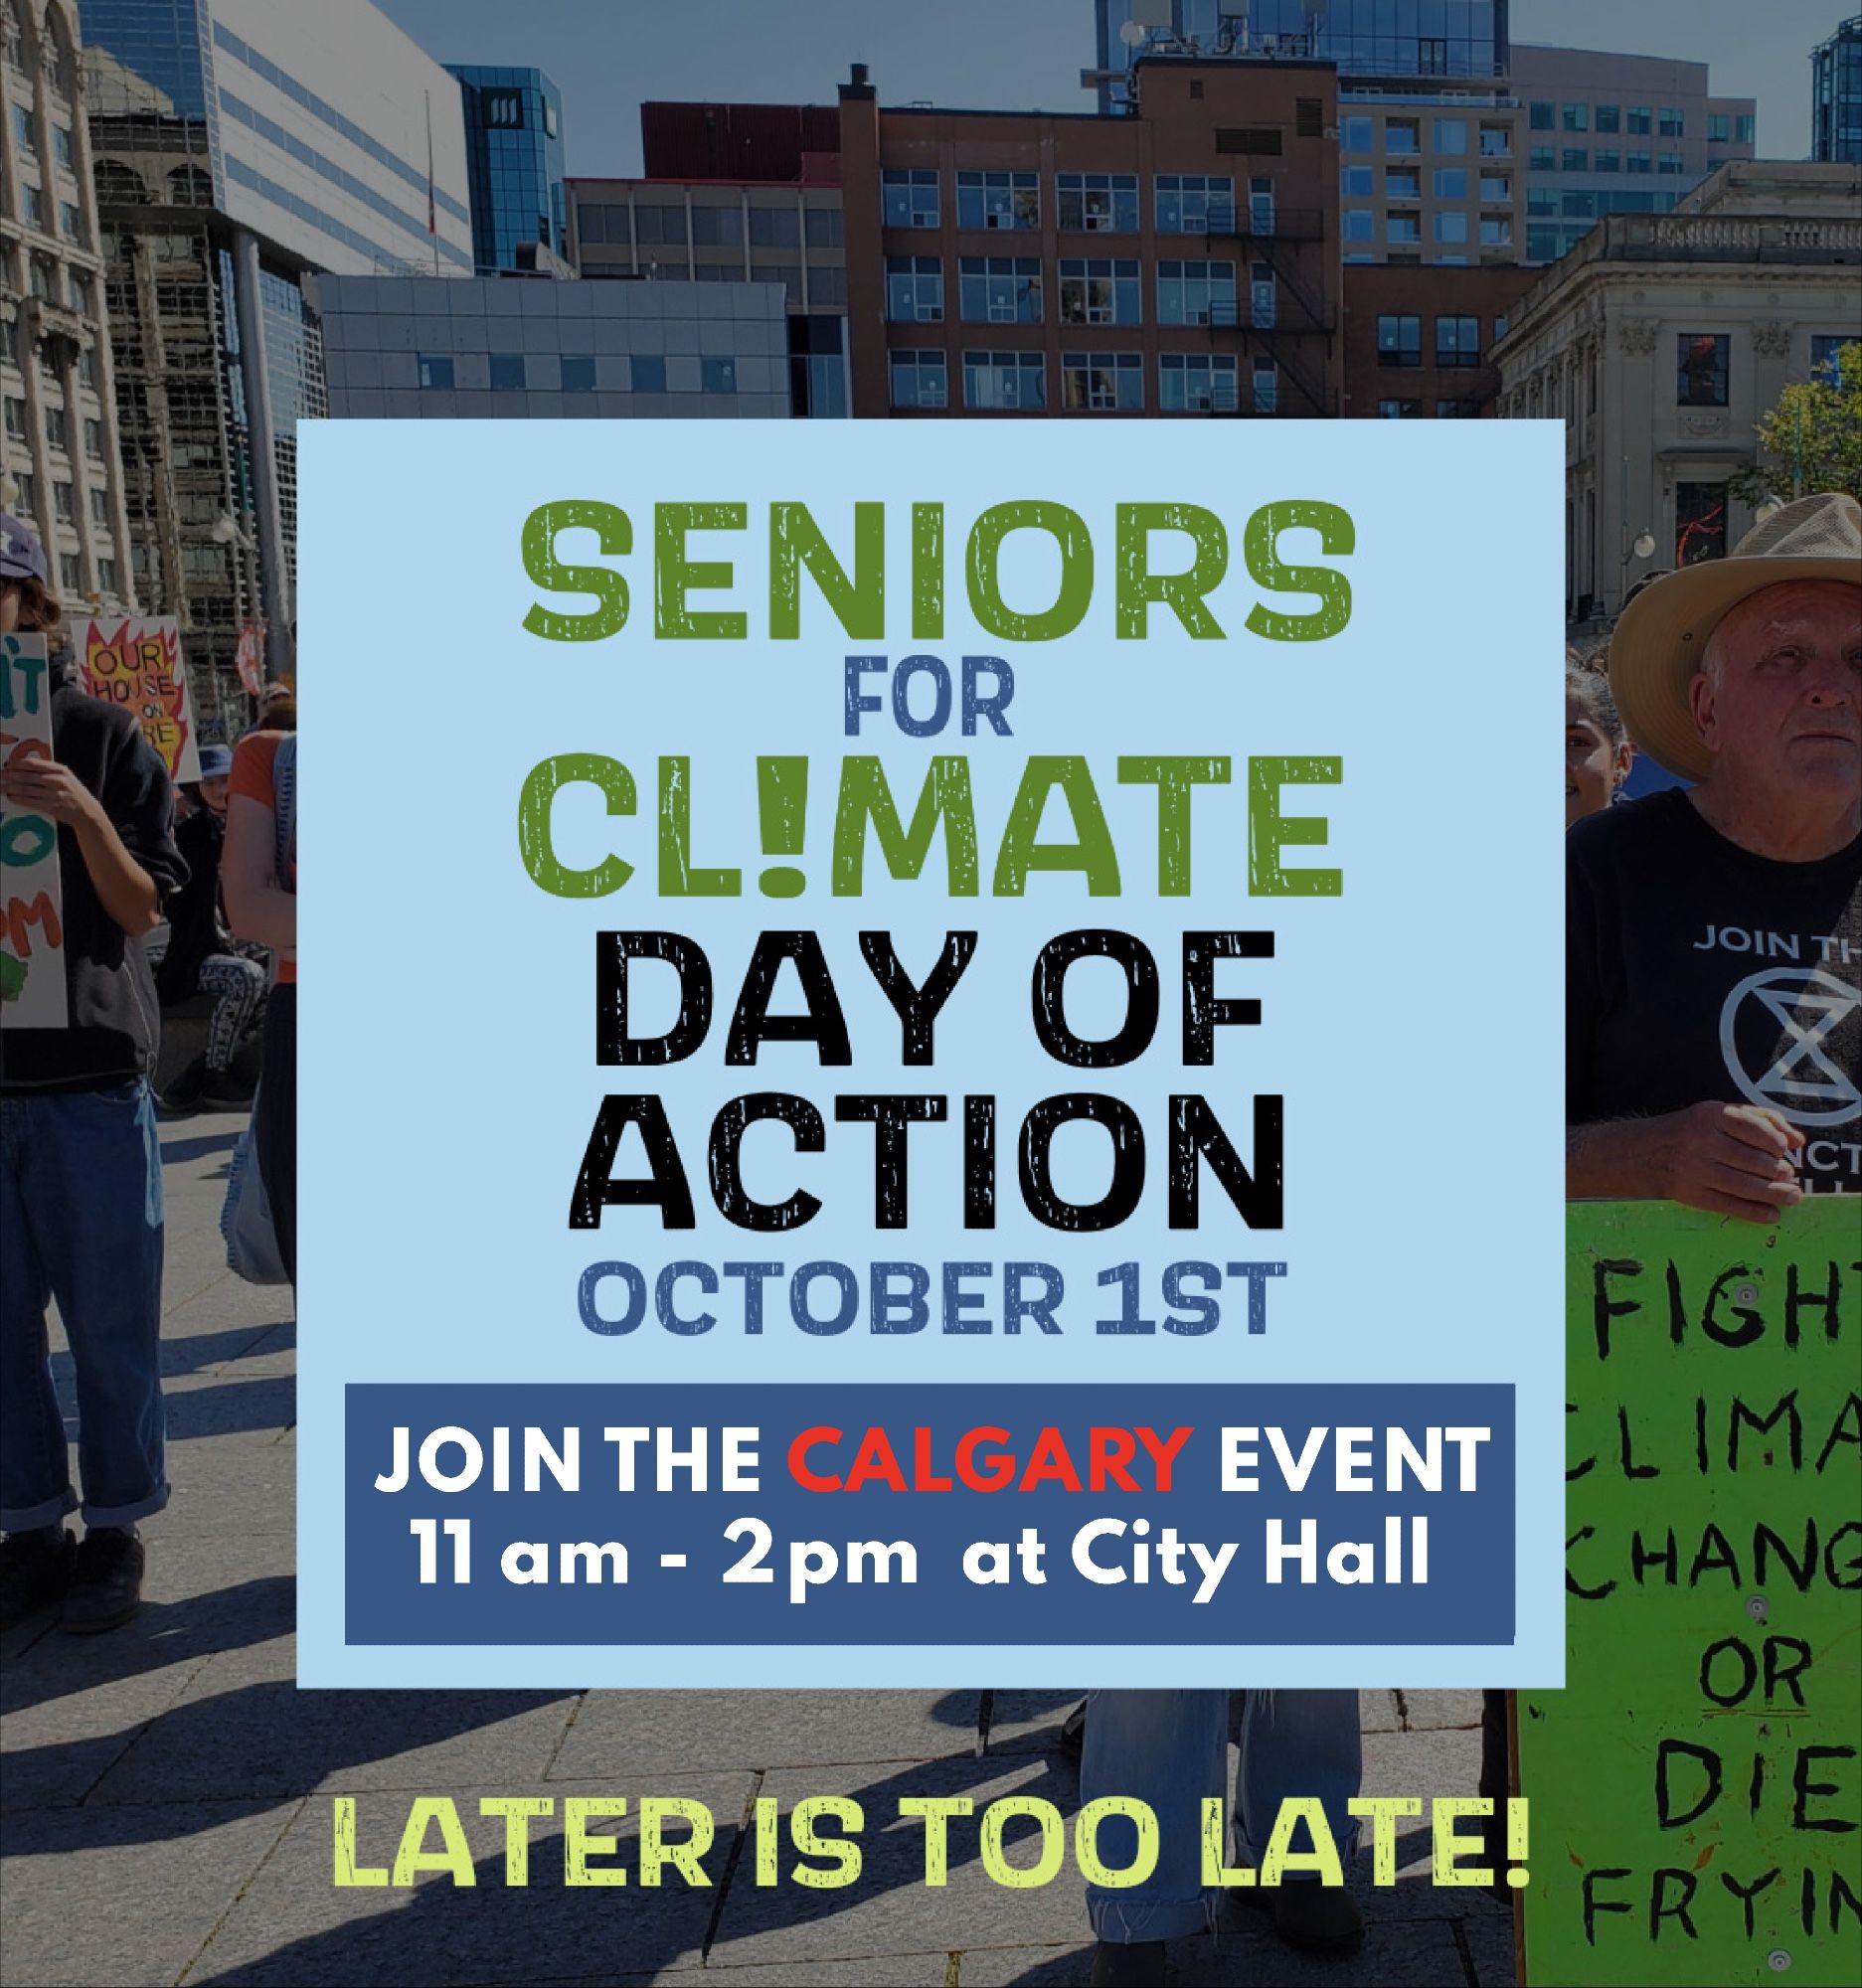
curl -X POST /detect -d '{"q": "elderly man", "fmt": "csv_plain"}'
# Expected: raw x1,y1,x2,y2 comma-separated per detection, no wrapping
1569,491,1861,1211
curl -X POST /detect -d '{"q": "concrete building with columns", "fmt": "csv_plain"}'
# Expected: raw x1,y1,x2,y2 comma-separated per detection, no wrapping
1491,161,1862,627
2,0,133,617
76,0,470,717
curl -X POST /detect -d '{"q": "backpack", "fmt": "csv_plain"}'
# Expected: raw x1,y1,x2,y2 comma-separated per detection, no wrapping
221,736,296,1285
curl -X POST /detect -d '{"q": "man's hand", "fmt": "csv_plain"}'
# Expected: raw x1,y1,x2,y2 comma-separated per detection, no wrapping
1569,1103,1805,1223
0,755,103,829
1652,1102,1805,1222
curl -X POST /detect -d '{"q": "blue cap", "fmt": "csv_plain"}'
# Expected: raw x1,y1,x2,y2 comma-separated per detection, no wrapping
197,744,234,779
0,511,47,584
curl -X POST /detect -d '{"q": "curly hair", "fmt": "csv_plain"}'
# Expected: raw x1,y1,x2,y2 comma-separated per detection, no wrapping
1565,646,1625,746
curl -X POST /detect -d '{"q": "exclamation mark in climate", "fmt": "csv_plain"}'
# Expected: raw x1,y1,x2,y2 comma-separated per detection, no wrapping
758,756,808,898
1506,1797,1529,1888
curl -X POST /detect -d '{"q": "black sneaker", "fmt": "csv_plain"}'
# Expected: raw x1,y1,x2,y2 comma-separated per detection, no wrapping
1238,1879,1367,1955
1090,1939,1166,1987
201,1065,256,1108
61,1528,146,1634
0,1527,76,1630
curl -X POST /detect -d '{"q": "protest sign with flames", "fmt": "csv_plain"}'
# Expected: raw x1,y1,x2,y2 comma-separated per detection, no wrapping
81,615,203,783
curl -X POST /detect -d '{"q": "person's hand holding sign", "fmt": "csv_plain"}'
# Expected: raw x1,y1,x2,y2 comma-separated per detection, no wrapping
1,751,104,828
0,748,163,939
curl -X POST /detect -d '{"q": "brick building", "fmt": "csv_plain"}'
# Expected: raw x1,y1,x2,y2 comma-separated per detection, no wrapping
838,59,1344,419
1341,261,1538,416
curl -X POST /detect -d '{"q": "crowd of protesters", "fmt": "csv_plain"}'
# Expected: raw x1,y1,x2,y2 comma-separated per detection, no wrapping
2,487,1855,1986
0,511,297,1635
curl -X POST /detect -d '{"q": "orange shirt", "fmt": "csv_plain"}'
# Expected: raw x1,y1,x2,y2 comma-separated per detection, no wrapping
230,731,296,984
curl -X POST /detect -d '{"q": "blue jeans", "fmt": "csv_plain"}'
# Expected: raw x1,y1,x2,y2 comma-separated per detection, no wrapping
1081,1690,1362,1941
0,1080,168,1529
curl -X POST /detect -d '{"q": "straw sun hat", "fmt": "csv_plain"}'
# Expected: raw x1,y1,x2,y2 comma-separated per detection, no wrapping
1608,491,1862,781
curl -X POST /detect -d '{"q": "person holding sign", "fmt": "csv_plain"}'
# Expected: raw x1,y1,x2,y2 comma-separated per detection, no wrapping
1568,491,1862,1214
0,514,188,1634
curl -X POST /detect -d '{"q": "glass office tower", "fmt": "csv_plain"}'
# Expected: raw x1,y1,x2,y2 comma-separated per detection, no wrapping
447,65,567,272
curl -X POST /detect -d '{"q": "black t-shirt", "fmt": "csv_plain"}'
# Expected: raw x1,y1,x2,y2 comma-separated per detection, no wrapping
1568,789,1862,1195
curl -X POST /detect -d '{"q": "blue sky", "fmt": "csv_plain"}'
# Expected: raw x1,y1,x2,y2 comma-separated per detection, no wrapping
375,0,1842,177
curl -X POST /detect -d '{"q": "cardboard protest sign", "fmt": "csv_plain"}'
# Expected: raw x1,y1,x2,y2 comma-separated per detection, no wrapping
81,614,202,783
0,633,68,1027
295,420,1568,1691
1519,1199,1860,1986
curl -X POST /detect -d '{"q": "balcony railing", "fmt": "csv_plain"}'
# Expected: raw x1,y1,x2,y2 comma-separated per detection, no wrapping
1203,203,1326,243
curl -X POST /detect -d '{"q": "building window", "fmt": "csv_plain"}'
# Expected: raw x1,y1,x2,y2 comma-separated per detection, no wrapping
1811,335,1851,382
418,354,454,389
45,408,68,451
690,206,744,248
89,486,109,525
809,266,848,305
1059,257,1140,325
1528,146,1556,172
1677,334,1729,407
1494,314,1508,341
1062,351,1143,412
883,169,940,230
1479,172,1509,201
1341,209,1374,241
1528,186,1558,215
1434,118,1467,154
1659,108,1685,137
1435,212,1468,243
561,355,595,393
1341,165,1374,197
10,102,34,154
60,202,82,243
61,553,82,592
700,357,737,394
1158,352,1238,413
887,254,944,322
98,557,117,596
1563,191,1597,218
1529,102,1555,130
2,396,25,439
748,209,800,248
1478,217,1512,246
1434,167,1467,199
84,416,103,456
1565,104,1591,131
1593,149,1620,173
1253,358,1278,414
489,353,527,392
959,255,1041,323
1378,399,1421,417
1626,106,1652,134
1377,314,1422,366
1707,112,1730,142
1674,482,1727,566
1437,315,1480,366
1385,119,1421,156
1735,114,1755,143
804,207,842,248
1478,124,1511,158
22,183,45,228
579,203,630,246
1386,167,1421,200
1563,148,1587,172
1340,116,1374,153
1625,150,1653,173
1154,174,1234,233
633,204,687,247
11,471,35,513
1386,213,1422,244
1658,151,1686,174
1057,172,1137,233
956,171,1038,232
889,349,948,410
631,356,667,394
1595,104,1620,133
1156,258,1236,326
963,349,1045,411
1418,37,1447,74
1436,399,1479,416
1526,224,1560,260
54,122,76,167
53,480,76,522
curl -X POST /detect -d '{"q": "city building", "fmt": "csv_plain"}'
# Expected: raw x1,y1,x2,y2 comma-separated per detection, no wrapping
1492,162,1862,624
1811,16,1862,163
2,0,133,615
839,58,1345,419
1510,45,1755,266
568,101,849,416
312,274,792,418
77,0,471,714
1340,260,1537,415
1093,2,1509,111
446,64,567,273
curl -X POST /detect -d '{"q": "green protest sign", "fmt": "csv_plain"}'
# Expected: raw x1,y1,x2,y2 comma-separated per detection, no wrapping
1520,1199,1861,1986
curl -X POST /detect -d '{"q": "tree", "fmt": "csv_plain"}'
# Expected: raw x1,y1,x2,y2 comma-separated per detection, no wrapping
1729,342,1862,509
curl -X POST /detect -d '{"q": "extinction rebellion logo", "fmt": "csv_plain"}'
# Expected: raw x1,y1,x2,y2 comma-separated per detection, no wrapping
1721,966,1862,1127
